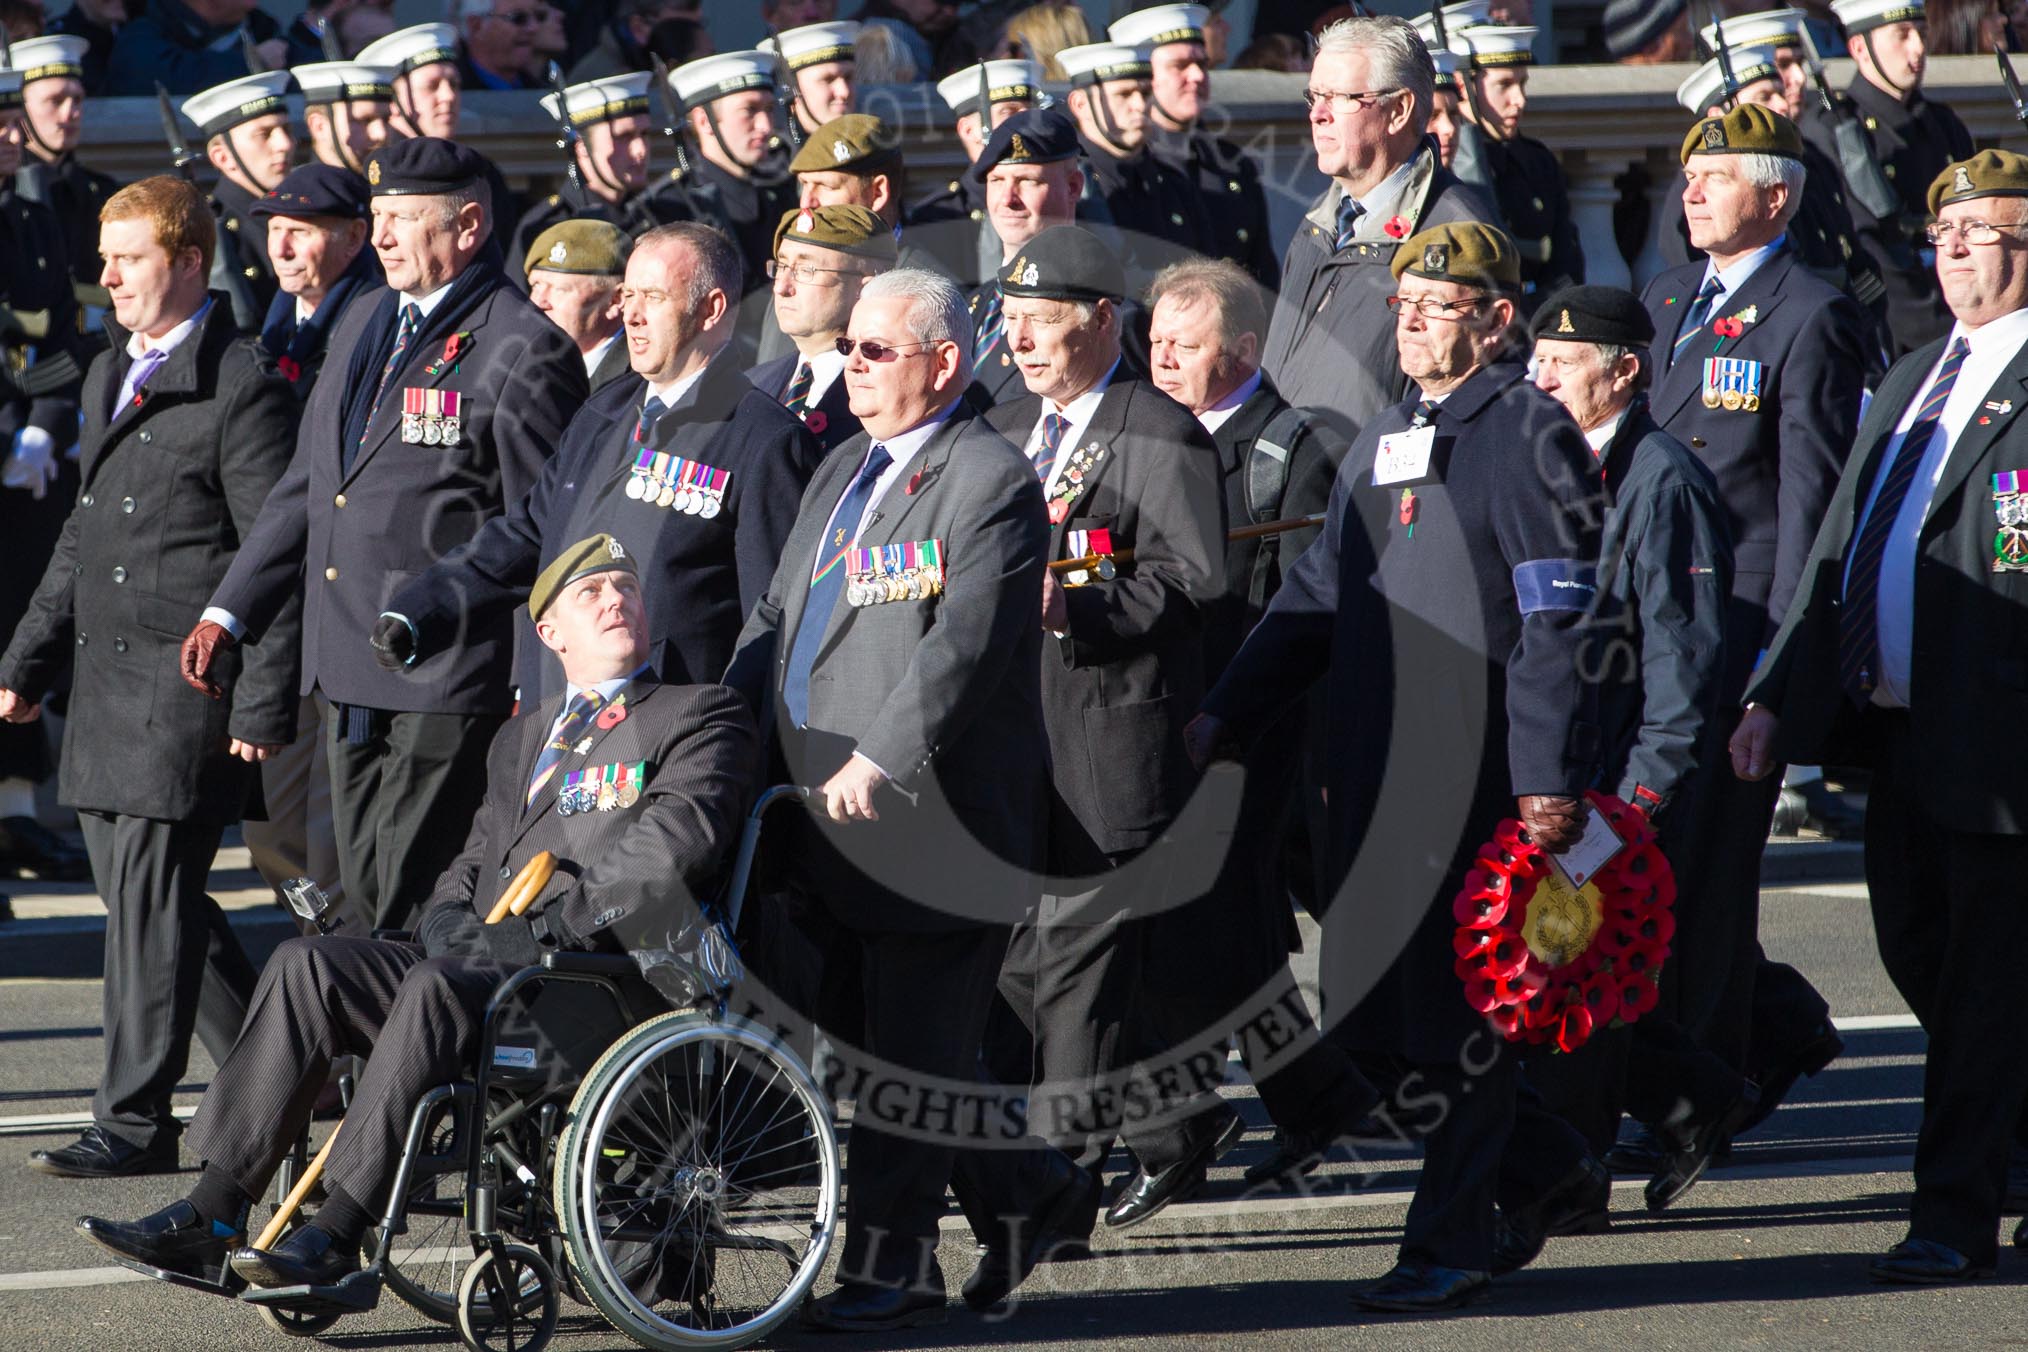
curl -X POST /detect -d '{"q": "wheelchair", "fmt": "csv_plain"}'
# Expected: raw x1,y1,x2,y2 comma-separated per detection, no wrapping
202,785,838,1351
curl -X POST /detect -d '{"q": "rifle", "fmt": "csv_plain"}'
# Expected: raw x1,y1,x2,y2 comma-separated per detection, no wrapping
650,53,692,180
1708,9,1740,107
542,60,590,202
320,16,343,62
239,26,265,72
1998,44,2028,128
1428,1,1446,52
767,29,806,153
155,84,264,331
1798,21,1902,224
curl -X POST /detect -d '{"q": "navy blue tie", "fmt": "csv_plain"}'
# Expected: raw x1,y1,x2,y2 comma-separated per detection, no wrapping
781,443,892,728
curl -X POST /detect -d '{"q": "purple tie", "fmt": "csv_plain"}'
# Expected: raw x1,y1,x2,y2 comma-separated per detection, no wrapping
115,346,169,418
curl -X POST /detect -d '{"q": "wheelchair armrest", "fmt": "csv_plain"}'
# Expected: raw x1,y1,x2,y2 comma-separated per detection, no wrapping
540,951,637,978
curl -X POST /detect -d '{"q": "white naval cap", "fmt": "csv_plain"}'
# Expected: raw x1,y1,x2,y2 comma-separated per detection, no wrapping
356,22,459,77
1830,0,1925,35
539,71,652,128
1699,8,1807,51
760,21,860,71
1430,48,1464,89
1676,44,1786,115
291,60,394,106
935,59,1043,117
1412,1,1497,51
667,50,778,112
1450,24,1539,67
1055,41,1152,87
1107,4,1210,50
181,70,293,139
0,68,21,108
7,34,89,85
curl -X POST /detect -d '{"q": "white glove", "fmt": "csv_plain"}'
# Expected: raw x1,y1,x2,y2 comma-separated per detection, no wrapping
2,426,56,500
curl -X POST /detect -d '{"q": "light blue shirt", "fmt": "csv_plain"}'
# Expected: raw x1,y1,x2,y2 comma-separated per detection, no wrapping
547,672,638,747
1844,305,2028,707
1690,234,1786,322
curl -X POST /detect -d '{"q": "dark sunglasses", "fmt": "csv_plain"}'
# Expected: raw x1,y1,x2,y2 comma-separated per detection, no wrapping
835,336,936,362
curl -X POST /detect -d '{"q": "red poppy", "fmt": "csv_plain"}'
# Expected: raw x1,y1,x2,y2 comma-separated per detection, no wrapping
1383,214,1410,239
804,410,828,435
1713,317,1744,339
905,469,924,496
1555,1005,1594,1054
440,332,465,364
595,701,628,731
276,355,301,383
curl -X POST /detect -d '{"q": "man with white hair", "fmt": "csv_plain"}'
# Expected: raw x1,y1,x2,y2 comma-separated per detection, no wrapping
455,0,537,91
1259,14,1494,439
1607,104,1864,1188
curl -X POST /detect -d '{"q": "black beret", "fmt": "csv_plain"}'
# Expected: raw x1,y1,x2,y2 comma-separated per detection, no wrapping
968,106,1079,185
1000,224,1125,304
1529,284,1656,348
251,163,371,221
366,136,486,197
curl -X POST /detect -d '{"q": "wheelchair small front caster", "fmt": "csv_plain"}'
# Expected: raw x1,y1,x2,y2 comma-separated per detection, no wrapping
456,1243,559,1352
256,1302,343,1338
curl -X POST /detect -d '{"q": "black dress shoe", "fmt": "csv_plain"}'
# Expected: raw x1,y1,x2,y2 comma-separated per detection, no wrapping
1646,1084,1760,1211
1796,779,1865,838
1868,1238,1994,1285
30,1126,178,1178
1242,1101,1395,1189
1602,1122,1665,1175
963,1157,1100,1311
1491,1156,1611,1276
77,1201,241,1282
0,815,90,881
1738,1022,1844,1136
1350,1261,1488,1313
1104,1107,1245,1230
229,1224,359,1289
803,1280,947,1332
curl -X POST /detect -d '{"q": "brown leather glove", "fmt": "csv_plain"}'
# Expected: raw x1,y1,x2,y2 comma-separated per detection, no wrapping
1517,794,1587,853
179,620,234,699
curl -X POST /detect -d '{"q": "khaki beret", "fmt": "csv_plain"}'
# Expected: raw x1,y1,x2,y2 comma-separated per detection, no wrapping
1928,149,2028,216
529,534,637,622
1680,103,1805,165
524,219,632,278
772,204,898,262
1390,221,1522,293
789,113,903,177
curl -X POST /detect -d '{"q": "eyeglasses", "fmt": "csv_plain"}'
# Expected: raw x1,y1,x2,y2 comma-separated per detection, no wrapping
836,336,936,362
767,259,861,284
1923,219,2028,246
1301,86,1402,114
1385,293,1487,320
489,8,538,26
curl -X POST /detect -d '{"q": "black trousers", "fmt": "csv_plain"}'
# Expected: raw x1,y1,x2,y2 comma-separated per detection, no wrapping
326,706,501,932
792,908,1067,1289
79,811,255,1152
186,936,513,1213
1863,714,2028,1265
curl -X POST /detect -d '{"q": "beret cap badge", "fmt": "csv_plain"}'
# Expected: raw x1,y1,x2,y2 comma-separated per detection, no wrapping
1424,243,1448,272
1956,164,1976,194
1703,121,1726,149
367,158,381,186
1557,309,1574,333
549,241,568,264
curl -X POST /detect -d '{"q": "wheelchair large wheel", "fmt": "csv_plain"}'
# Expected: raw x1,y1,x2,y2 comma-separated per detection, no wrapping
553,1012,839,1350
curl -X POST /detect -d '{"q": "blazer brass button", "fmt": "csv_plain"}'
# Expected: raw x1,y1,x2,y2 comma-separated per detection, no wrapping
1691,436,1707,448
334,493,347,508
325,566,340,581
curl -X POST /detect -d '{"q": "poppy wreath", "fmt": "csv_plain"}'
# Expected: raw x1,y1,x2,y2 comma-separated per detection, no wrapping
1450,790,1675,1053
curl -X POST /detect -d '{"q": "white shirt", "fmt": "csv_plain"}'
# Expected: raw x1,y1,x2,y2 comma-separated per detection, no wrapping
548,672,636,745
1583,408,1627,458
1197,369,1263,435
1844,305,2028,708
643,363,707,413
116,298,213,412
820,398,959,549
402,280,454,320
1022,359,1120,496
786,346,848,408
296,296,317,327
581,330,620,383
1335,152,1421,243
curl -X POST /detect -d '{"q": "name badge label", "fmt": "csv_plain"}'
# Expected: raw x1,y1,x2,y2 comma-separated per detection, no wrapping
1372,425,1435,486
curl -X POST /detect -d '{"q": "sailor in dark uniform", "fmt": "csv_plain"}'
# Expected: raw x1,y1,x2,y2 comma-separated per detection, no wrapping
523,218,632,394
748,205,893,452
905,58,1040,288
291,59,396,180
760,20,860,140
1799,0,1972,358
509,72,671,277
650,51,798,307
1055,39,1209,292
180,71,296,334
965,107,1086,405
1110,4,1279,289
1450,24,1581,305
1415,12,1495,197
11,36,120,335
249,162,380,403
357,23,520,240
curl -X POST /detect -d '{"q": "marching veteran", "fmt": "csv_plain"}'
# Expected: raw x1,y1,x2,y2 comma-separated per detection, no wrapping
524,218,633,393
1732,150,2028,1285
749,203,896,452
75,534,757,1290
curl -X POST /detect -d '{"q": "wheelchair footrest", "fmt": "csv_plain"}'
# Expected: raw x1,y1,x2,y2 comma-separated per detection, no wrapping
237,1266,383,1314
102,1253,244,1300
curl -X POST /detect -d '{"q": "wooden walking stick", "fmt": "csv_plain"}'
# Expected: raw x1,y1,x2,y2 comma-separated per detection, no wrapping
485,851,558,924
254,1127,341,1250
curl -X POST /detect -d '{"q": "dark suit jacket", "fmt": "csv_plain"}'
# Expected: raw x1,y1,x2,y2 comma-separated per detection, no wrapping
1747,331,2028,836
745,351,861,455
0,297,300,822
210,259,588,716
1641,245,1864,698
390,352,818,700
417,677,757,956
1203,361,1601,1061
726,402,1049,933
258,248,382,405
987,374,1226,866
588,334,632,394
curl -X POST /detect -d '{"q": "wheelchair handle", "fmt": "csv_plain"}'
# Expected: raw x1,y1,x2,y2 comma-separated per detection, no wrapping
718,785,811,932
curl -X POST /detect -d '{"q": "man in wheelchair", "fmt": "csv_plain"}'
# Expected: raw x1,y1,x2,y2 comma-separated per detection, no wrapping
76,533,758,1292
